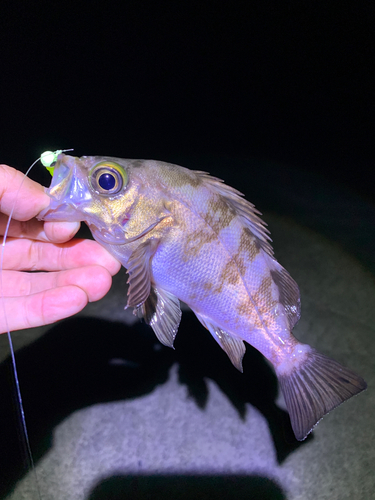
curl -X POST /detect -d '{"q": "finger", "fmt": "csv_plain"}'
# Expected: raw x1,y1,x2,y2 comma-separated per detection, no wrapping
1,238,121,275
0,214,46,240
0,286,89,334
0,265,114,302
43,221,81,243
0,165,50,220
0,213,81,243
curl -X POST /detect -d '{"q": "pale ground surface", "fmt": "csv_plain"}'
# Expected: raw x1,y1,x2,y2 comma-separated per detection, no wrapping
0,157,374,500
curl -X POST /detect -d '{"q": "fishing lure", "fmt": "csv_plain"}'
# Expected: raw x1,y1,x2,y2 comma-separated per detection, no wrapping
40,150,61,174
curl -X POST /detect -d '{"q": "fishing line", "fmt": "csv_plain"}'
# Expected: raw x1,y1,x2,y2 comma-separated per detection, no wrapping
0,148,72,499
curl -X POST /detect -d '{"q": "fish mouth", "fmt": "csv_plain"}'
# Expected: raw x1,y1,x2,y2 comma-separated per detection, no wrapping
38,155,90,223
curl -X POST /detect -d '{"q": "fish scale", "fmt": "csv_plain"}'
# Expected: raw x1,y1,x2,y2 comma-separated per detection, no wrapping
38,154,367,441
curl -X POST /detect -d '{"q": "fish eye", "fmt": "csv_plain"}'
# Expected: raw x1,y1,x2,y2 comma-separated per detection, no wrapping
89,162,127,196
98,172,116,190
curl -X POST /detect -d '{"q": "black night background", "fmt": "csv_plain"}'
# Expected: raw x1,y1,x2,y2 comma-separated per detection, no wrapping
1,2,374,201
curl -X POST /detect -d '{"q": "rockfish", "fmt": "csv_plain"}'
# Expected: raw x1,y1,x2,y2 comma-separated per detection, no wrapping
38,154,366,440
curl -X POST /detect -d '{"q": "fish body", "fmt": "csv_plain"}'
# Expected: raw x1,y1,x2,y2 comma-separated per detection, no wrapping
39,154,366,440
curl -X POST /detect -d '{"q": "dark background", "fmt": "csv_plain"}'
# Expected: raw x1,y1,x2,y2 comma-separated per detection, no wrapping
1,1,374,201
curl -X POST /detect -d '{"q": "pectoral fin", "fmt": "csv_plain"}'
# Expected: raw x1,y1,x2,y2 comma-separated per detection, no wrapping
126,238,159,308
137,287,182,348
195,312,246,372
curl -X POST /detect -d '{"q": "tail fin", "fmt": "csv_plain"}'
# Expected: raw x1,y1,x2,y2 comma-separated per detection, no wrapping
277,348,367,441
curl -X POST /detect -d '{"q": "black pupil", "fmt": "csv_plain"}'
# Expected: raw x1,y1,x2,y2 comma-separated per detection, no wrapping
98,172,116,190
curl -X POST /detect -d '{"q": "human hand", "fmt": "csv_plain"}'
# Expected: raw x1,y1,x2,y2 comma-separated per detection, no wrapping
0,164,121,333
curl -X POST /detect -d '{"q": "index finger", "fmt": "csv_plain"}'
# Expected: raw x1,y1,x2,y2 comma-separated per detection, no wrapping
0,164,50,220
2,237,121,275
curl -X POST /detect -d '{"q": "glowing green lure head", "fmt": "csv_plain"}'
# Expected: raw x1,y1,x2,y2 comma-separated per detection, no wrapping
40,150,62,176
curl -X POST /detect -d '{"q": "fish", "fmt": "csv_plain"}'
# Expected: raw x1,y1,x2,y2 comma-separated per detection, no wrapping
38,153,366,441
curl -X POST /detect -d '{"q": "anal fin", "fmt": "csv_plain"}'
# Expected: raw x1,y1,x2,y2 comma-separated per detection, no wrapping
195,312,246,372
277,347,367,441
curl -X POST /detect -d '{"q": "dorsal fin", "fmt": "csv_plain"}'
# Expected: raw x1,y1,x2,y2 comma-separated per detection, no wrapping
195,170,301,330
195,171,274,256
270,264,301,329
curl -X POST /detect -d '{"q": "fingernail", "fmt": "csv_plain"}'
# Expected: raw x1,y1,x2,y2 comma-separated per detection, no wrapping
59,221,81,235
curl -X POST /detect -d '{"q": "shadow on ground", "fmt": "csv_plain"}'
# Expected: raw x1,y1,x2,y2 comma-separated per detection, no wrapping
87,474,286,500
0,312,307,498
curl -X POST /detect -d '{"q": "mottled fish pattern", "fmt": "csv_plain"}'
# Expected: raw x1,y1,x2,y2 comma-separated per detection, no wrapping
39,154,366,440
